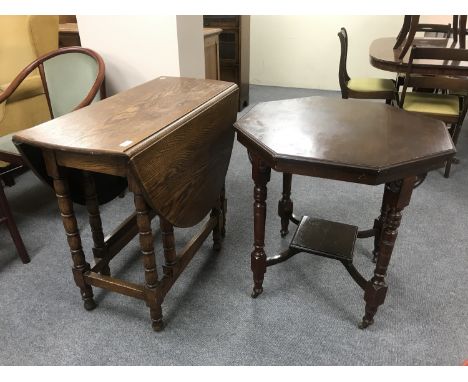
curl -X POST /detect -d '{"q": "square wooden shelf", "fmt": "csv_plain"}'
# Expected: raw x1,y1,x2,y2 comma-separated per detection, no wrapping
290,216,358,262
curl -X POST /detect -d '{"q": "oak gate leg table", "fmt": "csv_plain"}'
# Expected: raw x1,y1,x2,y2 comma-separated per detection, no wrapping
13,77,238,331
234,96,455,329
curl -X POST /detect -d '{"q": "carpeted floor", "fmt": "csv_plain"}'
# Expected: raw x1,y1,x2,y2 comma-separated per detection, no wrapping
1,85,467,365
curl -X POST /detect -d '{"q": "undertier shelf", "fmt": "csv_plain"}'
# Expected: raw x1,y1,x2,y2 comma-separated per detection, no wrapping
289,216,358,262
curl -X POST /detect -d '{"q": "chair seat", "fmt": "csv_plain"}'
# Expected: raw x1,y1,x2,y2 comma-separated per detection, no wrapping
347,78,395,93
0,133,20,168
402,92,460,117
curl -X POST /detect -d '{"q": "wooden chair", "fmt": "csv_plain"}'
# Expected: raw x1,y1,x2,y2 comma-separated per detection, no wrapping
399,46,468,177
395,15,466,59
338,28,396,104
0,46,106,262
1,178,29,263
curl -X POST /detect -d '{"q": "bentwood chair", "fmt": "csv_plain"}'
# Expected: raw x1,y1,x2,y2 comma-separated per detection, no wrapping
0,46,106,262
399,46,468,177
337,28,396,104
394,15,466,59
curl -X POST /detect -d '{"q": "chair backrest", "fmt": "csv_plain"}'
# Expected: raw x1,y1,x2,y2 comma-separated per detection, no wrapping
337,27,350,97
417,23,452,38
42,51,103,118
0,47,105,119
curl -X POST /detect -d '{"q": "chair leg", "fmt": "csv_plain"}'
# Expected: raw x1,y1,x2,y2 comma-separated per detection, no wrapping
444,160,452,178
0,183,29,263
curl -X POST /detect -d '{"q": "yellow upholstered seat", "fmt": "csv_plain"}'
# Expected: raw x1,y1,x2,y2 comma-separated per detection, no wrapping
402,92,460,117
347,78,396,93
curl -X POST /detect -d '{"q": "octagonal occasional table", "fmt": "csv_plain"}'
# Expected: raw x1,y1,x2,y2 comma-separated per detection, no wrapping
234,96,455,329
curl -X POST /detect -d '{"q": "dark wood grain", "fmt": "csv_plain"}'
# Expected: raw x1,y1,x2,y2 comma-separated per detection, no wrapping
43,150,96,311
237,96,456,328
235,97,455,185
129,83,238,227
14,77,237,155
249,153,271,298
360,177,416,329
14,77,239,331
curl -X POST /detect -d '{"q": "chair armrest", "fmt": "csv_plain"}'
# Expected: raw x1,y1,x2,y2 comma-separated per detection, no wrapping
0,75,45,103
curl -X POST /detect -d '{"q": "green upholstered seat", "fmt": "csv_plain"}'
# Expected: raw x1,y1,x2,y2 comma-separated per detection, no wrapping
402,92,460,117
0,132,20,168
347,78,395,93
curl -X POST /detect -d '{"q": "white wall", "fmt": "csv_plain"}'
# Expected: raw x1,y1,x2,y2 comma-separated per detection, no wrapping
176,15,205,78
77,15,204,95
249,15,452,91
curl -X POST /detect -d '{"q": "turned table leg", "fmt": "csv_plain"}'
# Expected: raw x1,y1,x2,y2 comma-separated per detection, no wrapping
249,153,271,298
43,151,96,311
359,177,416,329
160,216,177,275
371,189,392,263
278,173,293,237
83,171,110,276
130,176,163,331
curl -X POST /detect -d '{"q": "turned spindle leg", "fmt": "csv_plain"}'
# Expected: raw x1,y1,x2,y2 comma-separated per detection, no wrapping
83,171,110,276
44,151,96,311
131,178,163,332
249,154,271,298
278,173,293,237
359,177,416,329
220,185,227,238
371,190,392,263
160,216,177,275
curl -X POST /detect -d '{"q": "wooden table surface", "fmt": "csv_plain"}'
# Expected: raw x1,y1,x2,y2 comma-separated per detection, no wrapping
370,37,468,76
14,76,237,156
235,96,456,329
235,96,455,185
12,76,239,331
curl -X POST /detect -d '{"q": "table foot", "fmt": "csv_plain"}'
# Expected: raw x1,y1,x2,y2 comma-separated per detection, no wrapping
358,317,374,329
152,319,165,332
83,297,97,311
251,287,263,298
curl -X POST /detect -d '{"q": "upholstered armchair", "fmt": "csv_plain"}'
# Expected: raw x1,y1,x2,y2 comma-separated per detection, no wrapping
0,16,59,167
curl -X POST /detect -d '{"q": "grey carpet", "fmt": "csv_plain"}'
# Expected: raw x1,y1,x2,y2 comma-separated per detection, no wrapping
1,85,467,365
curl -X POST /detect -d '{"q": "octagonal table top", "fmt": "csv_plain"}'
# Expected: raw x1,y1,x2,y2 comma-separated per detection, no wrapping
234,96,456,185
